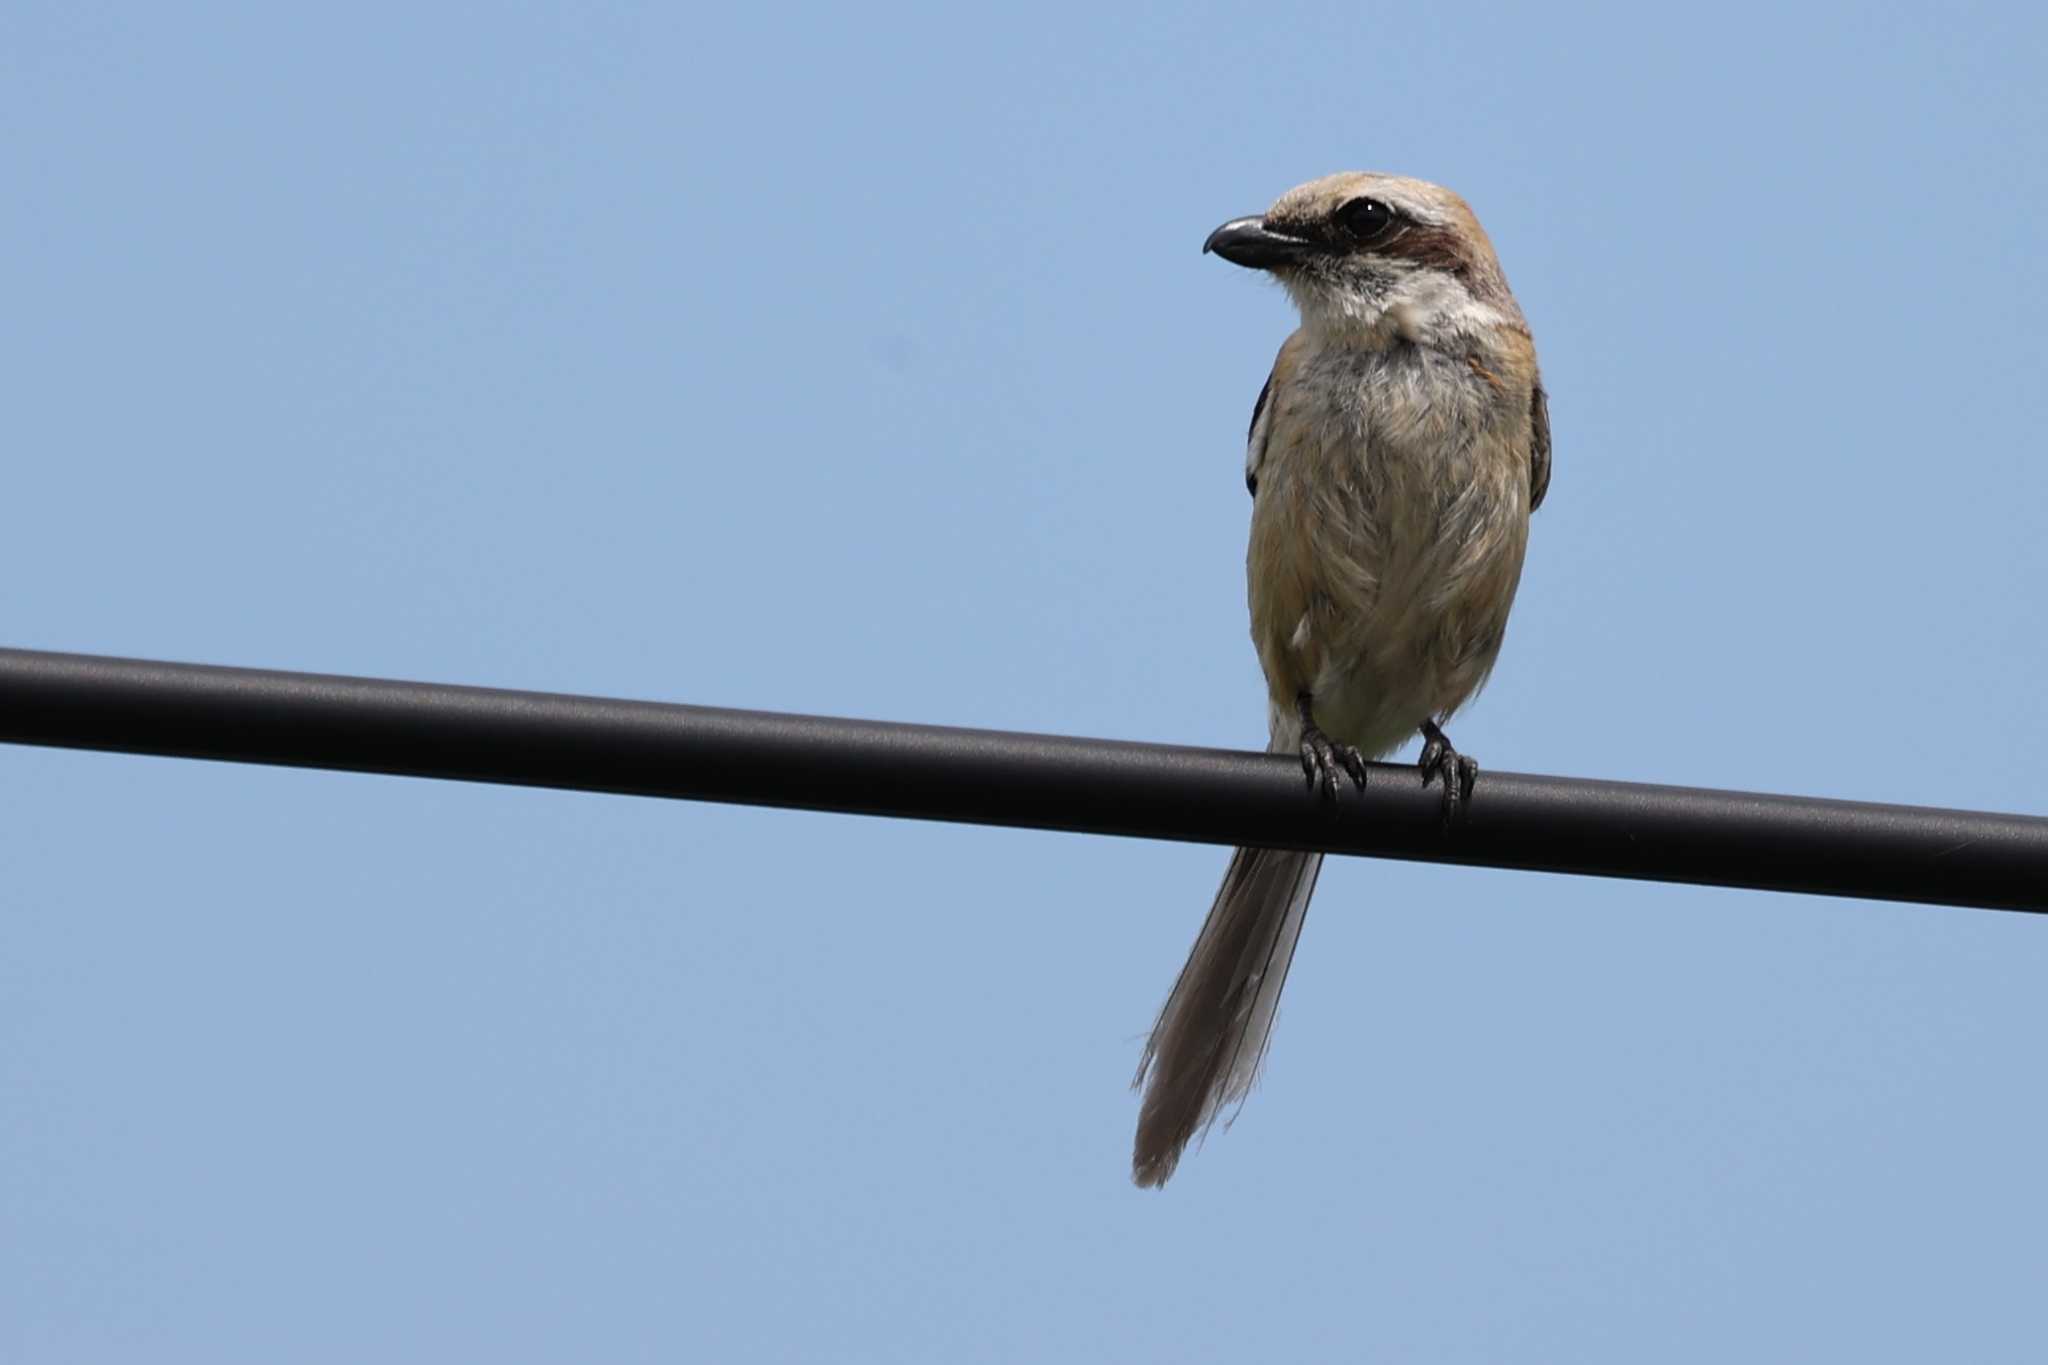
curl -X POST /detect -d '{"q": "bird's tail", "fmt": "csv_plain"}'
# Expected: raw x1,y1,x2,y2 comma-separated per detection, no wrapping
1131,837,1322,1187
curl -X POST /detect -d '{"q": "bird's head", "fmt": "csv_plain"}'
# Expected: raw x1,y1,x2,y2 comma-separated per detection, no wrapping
1204,172,1522,344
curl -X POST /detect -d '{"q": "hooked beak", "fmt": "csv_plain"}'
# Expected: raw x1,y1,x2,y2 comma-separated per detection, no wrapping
1202,216,1324,270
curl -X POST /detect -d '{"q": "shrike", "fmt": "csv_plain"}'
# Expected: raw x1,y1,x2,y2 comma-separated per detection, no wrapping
1132,172,1550,1187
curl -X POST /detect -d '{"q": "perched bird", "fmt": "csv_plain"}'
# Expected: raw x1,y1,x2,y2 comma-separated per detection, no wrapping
1132,173,1550,1187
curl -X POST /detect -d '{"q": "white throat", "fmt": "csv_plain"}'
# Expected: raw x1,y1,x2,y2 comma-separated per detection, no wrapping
1286,266,1509,350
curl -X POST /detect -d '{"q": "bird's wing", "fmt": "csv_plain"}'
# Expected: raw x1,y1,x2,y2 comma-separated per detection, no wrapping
1245,374,1272,497
1245,331,1307,498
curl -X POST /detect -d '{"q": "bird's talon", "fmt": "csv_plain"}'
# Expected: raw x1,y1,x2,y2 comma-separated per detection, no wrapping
1417,720,1478,825
1299,723,1366,806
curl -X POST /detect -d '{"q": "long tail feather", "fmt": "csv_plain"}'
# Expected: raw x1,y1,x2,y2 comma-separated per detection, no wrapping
1131,843,1322,1187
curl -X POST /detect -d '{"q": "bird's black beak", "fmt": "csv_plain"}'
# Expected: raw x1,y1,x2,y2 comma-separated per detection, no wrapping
1202,216,1323,270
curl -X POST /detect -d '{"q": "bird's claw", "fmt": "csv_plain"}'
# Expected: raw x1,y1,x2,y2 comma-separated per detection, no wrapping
1300,724,1368,805
1418,722,1478,824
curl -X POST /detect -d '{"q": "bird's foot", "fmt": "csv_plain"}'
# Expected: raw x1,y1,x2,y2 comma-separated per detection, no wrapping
1296,693,1367,804
1418,719,1478,823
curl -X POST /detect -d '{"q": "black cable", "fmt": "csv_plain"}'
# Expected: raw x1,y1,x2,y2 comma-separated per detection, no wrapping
2,646,2042,911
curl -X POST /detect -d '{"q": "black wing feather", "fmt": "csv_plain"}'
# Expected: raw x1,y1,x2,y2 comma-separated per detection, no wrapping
1245,373,1272,497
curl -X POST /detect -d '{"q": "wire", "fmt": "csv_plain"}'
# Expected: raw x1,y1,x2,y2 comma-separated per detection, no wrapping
2,646,2042,911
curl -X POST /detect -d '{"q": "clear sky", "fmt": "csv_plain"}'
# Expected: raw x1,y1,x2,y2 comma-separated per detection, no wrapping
6,2,2047,1360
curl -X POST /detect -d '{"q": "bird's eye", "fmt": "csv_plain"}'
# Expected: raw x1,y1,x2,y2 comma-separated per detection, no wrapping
1333,197,1395,242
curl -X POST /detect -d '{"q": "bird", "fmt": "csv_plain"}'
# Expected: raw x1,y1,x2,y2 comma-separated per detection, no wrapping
1131,172,1550,1187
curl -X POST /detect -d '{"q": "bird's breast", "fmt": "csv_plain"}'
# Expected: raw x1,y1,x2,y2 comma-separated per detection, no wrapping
1246,341,1532,747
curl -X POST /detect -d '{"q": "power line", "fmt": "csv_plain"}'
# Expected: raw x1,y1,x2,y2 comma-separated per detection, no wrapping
2,646,2042,911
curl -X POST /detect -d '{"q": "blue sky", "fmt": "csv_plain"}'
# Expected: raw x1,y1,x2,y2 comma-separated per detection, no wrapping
5,2,2047,1360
